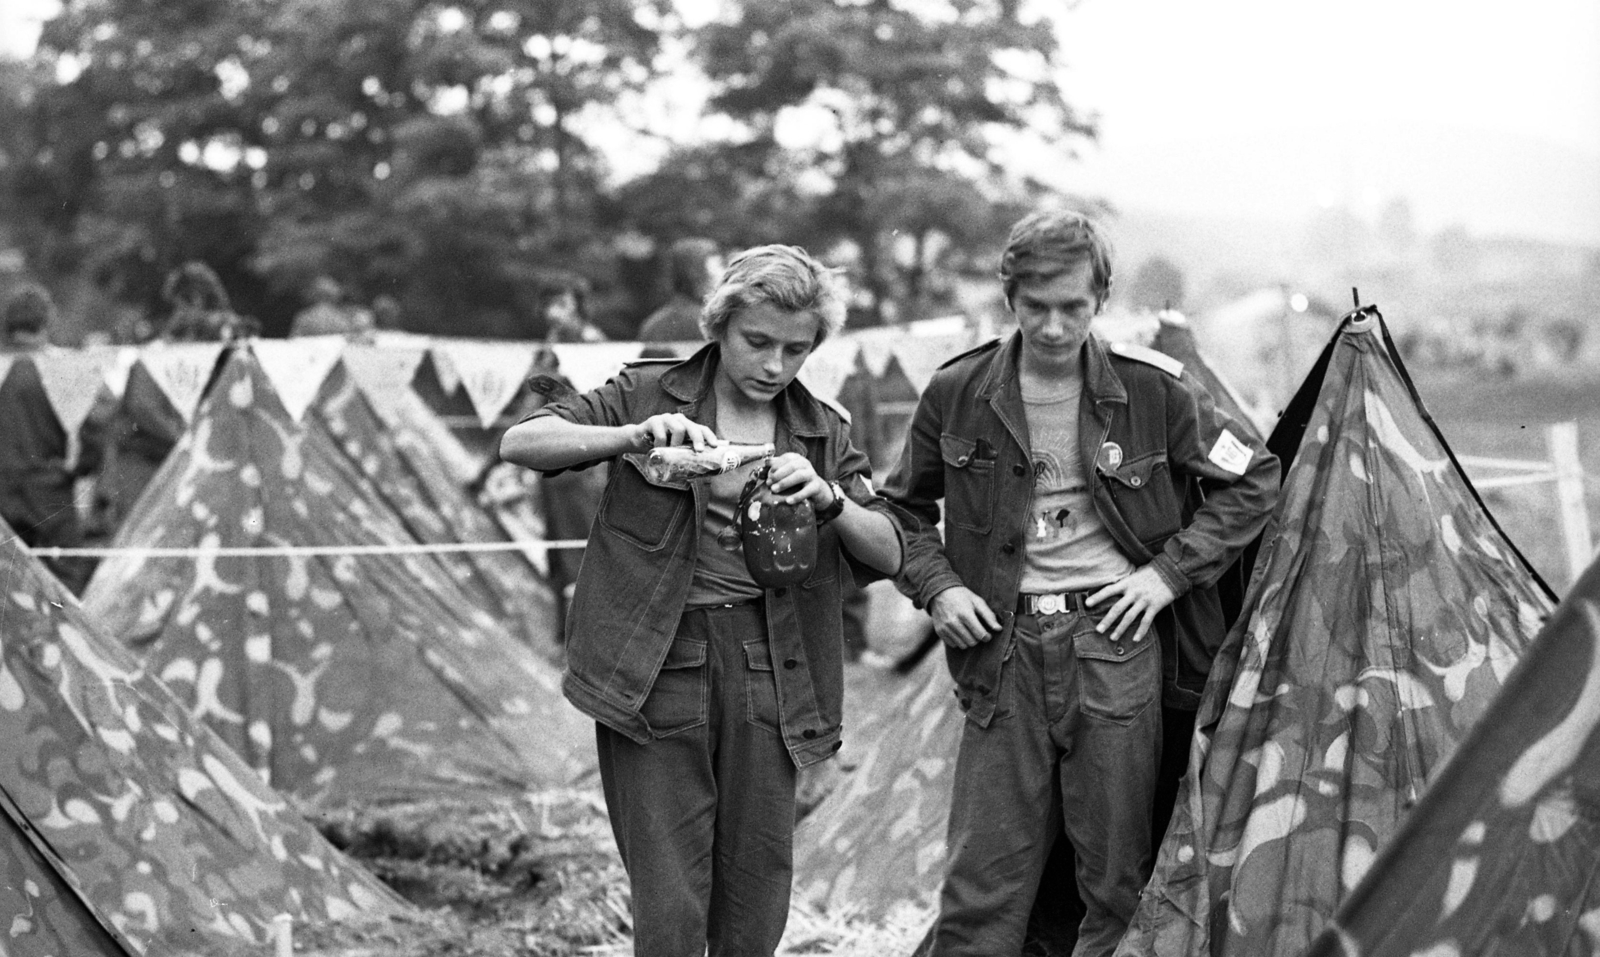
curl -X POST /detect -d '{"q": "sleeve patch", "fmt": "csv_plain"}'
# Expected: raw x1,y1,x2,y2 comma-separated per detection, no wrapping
1208,429,1254,476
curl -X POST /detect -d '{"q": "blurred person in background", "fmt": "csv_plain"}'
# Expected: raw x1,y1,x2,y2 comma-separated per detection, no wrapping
370,293,402,335
0,283,97,592
500,244,903,957
159,261,257,342
289,274,372,338
638,236,722,344
89,262,242,536
539,276,606,344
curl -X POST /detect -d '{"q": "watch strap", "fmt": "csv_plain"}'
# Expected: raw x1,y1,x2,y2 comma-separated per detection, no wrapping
815,481,847,524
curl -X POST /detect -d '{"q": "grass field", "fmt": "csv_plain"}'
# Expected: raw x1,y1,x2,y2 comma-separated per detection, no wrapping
1407,364,1600,595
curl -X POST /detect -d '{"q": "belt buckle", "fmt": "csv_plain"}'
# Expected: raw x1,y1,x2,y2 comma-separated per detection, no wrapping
1036,593,1064,616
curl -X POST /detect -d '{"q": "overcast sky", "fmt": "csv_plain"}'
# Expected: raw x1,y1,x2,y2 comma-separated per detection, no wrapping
4,0,1597,244
1053,0,1600,243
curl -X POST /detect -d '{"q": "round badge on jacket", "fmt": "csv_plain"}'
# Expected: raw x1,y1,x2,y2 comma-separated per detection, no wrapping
1097,441,1124,472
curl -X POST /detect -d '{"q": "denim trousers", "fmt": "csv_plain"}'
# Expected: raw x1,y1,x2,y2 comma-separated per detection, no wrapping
596,601,798,957
931,600,1163,957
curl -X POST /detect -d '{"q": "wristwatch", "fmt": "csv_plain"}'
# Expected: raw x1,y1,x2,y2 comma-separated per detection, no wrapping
814,481,847,525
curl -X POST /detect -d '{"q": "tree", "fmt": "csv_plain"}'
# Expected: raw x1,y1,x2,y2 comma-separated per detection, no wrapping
691,0,1094,324
21,0,671,335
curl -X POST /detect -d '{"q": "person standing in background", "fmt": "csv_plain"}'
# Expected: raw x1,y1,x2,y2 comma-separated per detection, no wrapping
638,237,722,345
0,283,97,593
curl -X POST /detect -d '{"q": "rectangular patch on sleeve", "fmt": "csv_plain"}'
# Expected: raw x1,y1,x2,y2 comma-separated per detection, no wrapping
1208,429,1254,476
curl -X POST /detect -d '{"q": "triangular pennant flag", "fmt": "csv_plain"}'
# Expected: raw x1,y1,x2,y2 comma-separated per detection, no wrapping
101,346,139,399
850,326,898,378
547,342,645,394
250,336,345,423
892,332,973,392
0,354,14,392
429,343,464,395
136,342,226,422
31,346,118,438
795,338,861,402
439,340,537,429
341,343,427,405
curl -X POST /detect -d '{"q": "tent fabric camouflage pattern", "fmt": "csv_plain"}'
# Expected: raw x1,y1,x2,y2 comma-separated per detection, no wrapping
81,346,593,805
316,363,561,655
0,518,407,957
1306,555,1600,957
0,808,127,957
1117,316,1555,957
792,650,961,921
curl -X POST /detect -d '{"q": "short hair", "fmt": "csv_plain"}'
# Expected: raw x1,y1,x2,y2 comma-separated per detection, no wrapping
2,283,55,338
701,244,846,345
998,210,1114,307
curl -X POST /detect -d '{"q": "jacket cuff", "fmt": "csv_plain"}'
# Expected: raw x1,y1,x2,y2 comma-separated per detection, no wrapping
1150,552,1192,599
900,571,965,611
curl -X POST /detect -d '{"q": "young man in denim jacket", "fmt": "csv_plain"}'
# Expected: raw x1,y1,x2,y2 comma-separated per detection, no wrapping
501,245,902,957
881,212,1279,956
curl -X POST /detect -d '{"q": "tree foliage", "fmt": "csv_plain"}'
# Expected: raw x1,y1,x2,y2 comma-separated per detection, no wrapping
690,0,1093,322
11,0,1092,337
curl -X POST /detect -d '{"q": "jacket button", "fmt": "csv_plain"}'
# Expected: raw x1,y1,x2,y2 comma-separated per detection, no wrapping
1130,476,1143,487
802,729,817,739
773,587,787,597
1115,644,1126,656
783,658,798,670
1001,543,1016,555
1012,463,1026,476
956,455,969,466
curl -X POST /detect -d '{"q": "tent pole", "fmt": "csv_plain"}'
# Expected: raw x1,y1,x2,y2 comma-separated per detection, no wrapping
1548,421,1594,584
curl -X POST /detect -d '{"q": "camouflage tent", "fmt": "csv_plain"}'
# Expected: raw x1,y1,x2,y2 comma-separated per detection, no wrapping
1306,554,1600,957
1117,310,1557,957
792,650,961,921
0,518,407,956
316,362,561,654
81,346,593,806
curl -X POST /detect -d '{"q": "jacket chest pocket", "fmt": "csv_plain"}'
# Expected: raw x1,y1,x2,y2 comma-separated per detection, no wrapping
941,433,994,533
598,454,688,550
1100,451,1182,548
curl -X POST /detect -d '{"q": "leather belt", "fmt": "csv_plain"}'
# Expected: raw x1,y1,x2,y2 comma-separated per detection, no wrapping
1017,591,1093,616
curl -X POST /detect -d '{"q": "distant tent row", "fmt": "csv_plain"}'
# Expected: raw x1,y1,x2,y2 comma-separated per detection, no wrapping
0,517,408,956
79,346,594,805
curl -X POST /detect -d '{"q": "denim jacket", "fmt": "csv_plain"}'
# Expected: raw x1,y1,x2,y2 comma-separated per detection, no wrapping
882,332,1279,721
524,343,903,767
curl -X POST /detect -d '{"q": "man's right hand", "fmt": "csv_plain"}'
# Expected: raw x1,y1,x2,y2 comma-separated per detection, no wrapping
929,586,1001,649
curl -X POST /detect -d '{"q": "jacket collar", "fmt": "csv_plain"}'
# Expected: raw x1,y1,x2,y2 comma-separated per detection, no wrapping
976,330,1128,406
658,341,832,437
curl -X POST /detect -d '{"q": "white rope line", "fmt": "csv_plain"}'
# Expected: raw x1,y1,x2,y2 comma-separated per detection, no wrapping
28,539,590,559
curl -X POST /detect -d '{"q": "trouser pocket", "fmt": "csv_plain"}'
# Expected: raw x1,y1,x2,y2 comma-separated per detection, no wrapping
1073,624,1159,724
641,636,708,738
741,639,783,734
